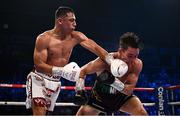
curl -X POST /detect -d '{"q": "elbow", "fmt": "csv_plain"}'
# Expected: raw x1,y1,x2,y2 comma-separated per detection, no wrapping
34,63,44,73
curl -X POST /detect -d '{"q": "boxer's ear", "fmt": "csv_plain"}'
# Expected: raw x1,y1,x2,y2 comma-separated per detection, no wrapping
57,17,63,24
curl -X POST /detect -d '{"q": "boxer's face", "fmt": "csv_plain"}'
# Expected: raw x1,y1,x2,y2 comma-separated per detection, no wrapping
121,47,139,63
58,12,76,31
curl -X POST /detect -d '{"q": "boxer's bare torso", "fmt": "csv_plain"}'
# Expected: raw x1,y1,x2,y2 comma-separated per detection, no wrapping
33,29,96,74
35,30,79,67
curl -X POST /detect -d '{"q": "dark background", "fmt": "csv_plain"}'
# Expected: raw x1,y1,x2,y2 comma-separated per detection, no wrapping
0,0,180,115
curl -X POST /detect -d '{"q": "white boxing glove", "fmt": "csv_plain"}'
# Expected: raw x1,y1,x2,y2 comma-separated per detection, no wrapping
110,59,128,77
52,62,80,82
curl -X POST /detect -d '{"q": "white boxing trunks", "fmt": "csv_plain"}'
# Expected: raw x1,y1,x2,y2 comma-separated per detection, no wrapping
26,71,61,111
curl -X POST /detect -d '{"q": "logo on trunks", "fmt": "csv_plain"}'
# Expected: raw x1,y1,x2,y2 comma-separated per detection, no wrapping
34,98,46,107
110,87,116,94
45,73,61,80
158,87,165,115
52,75,61,80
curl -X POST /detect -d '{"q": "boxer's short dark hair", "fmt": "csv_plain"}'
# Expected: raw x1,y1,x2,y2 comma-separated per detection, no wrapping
55,6,74,19
119,32,144,50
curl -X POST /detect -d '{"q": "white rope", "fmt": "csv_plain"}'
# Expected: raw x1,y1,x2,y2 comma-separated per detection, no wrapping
143,101,180,106
0,101,180,106
0,101,154,106
0,101,25,105
0,101,78,106
143,103,155,106
55,102,78,106
168,101,180,105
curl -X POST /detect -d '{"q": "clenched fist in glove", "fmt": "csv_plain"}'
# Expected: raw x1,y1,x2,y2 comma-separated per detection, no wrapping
105,54,128,77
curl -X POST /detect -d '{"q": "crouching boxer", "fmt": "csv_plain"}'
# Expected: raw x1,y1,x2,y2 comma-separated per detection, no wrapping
74,32,148,115
74,59,128,105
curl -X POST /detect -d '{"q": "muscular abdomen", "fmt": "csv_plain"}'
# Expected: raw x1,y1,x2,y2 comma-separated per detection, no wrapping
47,39,74,67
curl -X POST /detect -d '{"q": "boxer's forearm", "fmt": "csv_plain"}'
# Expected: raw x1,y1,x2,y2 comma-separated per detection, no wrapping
35,62,81,82
34,62,53,75
94,44,109,61
81,39,108,61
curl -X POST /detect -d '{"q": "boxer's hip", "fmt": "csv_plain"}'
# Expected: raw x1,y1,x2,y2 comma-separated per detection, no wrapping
34,70,61,81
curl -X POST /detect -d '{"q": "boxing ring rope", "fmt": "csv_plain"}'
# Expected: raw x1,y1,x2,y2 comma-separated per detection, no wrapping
0,83,155,106
0,84,180,109
0,84,155,91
